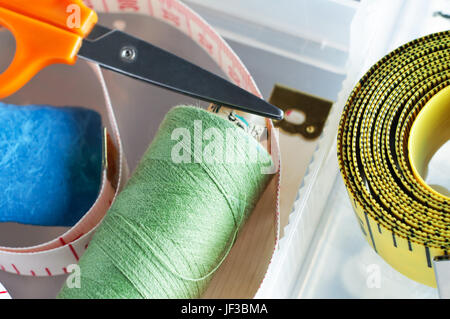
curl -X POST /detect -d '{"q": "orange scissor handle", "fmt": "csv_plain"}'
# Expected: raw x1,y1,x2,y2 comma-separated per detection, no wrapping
0,0,98,99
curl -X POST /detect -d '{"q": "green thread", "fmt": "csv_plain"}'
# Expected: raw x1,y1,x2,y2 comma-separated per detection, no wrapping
58,106,273,299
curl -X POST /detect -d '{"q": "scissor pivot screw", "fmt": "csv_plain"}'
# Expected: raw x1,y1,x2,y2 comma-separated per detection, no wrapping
120,46,137,63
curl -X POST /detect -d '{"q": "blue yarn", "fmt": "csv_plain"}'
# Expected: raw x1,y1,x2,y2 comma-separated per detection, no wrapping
0,103,103,227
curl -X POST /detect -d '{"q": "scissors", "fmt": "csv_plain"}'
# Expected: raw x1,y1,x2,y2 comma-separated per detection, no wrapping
0,0,283,120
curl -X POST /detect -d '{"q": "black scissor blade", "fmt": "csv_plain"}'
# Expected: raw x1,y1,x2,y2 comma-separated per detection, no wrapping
78,25,283,120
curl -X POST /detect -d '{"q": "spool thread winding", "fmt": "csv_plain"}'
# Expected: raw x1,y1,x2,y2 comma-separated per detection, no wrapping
58,106,273,298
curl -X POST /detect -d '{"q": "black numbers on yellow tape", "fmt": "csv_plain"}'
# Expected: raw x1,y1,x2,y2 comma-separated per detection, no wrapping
338,31,450,287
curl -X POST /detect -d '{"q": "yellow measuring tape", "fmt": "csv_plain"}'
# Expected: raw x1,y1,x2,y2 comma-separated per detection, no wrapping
337,30,450,287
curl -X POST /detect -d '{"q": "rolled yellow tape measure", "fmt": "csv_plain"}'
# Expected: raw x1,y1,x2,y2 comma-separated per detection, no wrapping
337,30,450,287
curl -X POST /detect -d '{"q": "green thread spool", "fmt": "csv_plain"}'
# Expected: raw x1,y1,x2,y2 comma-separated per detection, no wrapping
58,106,273,299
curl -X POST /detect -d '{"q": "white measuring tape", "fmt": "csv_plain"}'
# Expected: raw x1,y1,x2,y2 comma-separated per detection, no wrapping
0,0,281,297
0,282,10,299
